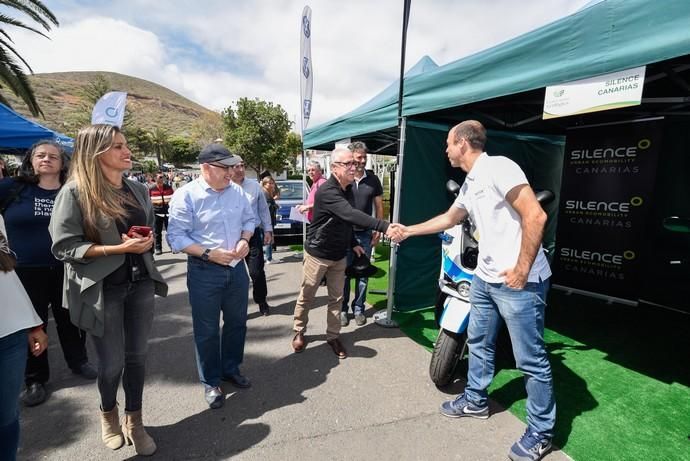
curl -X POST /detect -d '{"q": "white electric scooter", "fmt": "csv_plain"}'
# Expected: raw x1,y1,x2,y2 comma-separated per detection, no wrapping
429,180,553,386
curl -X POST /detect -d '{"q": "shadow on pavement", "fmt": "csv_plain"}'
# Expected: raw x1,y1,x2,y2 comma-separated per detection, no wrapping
142,327,382,458
18,249,409,459
18,398,86,457
246,294,330,320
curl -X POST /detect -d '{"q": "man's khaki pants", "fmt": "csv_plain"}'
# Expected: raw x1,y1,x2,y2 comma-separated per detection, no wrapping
293,252,347,340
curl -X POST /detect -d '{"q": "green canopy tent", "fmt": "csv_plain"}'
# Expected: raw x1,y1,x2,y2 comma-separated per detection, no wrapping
306,55,438,154
304,0,690,311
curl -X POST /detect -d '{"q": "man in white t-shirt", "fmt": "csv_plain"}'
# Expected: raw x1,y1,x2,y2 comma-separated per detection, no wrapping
398,120,555,461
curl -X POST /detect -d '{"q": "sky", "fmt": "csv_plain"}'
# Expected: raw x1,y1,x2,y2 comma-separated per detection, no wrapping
13,0,594,130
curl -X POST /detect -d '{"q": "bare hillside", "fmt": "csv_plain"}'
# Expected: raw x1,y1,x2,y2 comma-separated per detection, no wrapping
2,71,221,136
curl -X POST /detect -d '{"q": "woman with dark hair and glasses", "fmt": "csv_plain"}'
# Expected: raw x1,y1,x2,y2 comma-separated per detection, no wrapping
0,140,96,408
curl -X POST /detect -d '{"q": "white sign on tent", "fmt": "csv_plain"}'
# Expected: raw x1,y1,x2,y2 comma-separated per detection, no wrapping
543,66,646,119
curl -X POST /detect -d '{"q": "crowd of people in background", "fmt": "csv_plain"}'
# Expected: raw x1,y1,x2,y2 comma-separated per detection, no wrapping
127,170,199,189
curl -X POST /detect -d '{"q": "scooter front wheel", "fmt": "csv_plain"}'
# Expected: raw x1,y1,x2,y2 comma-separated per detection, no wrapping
429,328,468,387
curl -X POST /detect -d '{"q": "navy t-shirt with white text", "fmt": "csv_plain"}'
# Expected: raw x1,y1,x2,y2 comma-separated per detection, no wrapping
0,178,61,267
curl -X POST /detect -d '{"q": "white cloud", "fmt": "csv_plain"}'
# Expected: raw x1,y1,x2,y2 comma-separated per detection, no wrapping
17,17,166,77
13,0,591,129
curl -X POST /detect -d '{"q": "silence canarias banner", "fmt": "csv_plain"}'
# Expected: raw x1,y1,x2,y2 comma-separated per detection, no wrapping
552,119,662,301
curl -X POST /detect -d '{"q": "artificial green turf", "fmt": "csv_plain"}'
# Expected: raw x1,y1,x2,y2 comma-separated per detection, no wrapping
365,244,690,461
393,302,690,461
288,243,304,252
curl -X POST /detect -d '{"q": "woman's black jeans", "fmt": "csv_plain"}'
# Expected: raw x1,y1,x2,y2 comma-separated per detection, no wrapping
93,279,155,412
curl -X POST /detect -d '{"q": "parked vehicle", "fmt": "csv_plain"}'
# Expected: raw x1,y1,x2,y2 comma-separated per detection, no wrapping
429,180,554,386
274,180,308,238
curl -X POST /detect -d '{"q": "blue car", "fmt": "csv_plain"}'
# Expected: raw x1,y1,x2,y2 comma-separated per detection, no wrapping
274,180,308,238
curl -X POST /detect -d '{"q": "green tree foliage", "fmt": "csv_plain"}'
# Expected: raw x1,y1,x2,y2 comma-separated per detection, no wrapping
126,128,196,167
147,127,170,167
0,0,59,116
168,136,197,165
126,126,152,158
285,131,304,171
140,159,158,174
222,97,298,174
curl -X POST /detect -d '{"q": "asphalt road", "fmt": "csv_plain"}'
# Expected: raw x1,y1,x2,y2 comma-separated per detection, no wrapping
18,247,571,461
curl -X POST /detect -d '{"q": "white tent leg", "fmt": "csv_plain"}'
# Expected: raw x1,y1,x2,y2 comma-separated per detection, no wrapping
375,117,407,328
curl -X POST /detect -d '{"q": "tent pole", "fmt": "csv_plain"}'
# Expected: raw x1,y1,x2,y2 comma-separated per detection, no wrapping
375,0,411,328
375,116,406,327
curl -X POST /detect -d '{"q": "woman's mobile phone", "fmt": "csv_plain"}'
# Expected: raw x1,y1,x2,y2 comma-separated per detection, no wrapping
127,226,152,238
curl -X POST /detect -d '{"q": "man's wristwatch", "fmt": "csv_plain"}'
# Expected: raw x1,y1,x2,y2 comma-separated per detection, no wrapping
201,248,211,262
239,237,249,245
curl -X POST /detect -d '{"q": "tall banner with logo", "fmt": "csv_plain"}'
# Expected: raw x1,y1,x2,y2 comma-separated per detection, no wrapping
299,5,313,241
91,91,127,128
553,119,662,301
299,6,313,132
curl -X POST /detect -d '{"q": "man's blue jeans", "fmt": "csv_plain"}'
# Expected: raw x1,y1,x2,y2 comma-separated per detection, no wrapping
187,257,249,388
464,276,556,438
342,230,373,315
0,329,28,461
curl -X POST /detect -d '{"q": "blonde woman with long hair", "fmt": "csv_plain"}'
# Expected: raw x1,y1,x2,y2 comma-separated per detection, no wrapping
49,124,167,456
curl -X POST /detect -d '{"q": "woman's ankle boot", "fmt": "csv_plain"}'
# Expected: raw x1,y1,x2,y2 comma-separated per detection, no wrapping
122,409,156,456
100,405,124,450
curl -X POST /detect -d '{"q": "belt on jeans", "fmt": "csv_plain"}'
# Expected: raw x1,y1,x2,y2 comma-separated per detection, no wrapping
189,255,239,268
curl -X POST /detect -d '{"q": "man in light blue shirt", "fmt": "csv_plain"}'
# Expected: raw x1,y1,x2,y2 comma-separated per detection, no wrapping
229,155,274,315
167,143,256,409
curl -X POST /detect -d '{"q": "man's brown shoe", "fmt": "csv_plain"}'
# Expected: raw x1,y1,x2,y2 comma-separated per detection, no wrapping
292,331,306,353
327,338,347,359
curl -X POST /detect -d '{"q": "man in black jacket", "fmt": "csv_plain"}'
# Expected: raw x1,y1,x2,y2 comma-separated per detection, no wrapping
291,148,401,358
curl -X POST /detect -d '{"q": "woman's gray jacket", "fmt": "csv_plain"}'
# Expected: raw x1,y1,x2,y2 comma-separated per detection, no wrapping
49,180,168,337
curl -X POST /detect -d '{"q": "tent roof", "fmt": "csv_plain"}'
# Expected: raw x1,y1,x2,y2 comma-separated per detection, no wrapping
304,56,437,150
304,0,690,149
0,103,73,152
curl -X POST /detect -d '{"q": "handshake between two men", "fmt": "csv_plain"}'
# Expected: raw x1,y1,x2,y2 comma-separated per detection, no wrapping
350,224,406,259
383,222,409,244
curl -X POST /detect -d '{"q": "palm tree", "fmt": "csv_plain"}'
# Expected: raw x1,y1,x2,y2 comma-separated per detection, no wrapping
147,128,171,168
0,0,59,116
